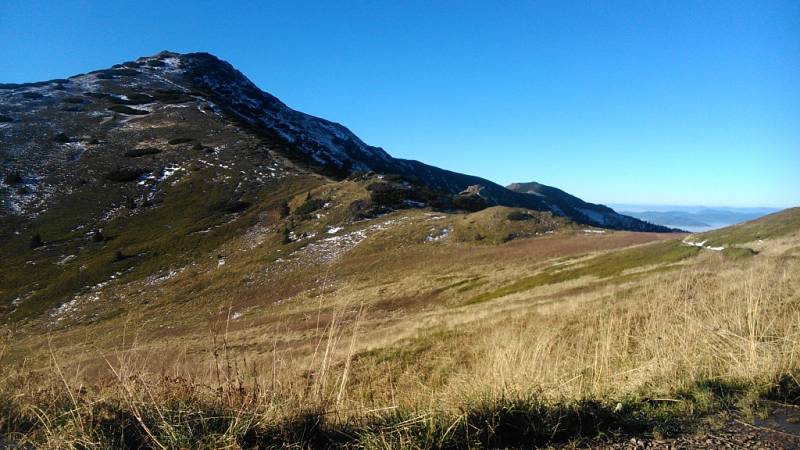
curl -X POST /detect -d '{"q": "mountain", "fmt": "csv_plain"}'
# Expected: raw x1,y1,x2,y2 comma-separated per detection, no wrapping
0,51,669,320
506,181,670,231
0,51,667,229
616,207,780,232
621,211,712,229
2,52,799,449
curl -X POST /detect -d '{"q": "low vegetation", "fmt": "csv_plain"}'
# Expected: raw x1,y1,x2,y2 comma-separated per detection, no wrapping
106,167,150,182
108,105,150,115
124,147,162,158
1,208,798,448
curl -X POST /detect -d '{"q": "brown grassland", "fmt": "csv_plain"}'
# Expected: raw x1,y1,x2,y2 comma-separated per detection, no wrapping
1,207,799,448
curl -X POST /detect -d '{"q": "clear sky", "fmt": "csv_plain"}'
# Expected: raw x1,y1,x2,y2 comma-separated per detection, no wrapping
2,1,798,207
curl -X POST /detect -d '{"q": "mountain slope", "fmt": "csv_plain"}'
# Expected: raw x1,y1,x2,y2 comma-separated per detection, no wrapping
1,51,670,320
696,207,800,246
618,207,780,231
507,181,669,231
0,51,667,230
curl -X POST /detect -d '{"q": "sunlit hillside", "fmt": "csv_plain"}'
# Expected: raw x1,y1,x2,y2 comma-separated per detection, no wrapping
2,204,798,448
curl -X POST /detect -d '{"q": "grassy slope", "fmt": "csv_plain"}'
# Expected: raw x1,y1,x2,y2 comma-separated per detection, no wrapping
699,207,800,246
0,173,323,320
1,207,799,448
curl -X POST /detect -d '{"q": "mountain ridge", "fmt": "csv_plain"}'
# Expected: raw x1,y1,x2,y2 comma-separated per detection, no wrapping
0,51,669,232
0,50,678,319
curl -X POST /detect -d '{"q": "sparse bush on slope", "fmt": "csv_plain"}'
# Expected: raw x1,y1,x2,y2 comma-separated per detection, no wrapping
106,167,149,182
124,147,162,158
108,105,150,115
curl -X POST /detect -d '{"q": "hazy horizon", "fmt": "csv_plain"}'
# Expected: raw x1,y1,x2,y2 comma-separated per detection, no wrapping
607,204,783,212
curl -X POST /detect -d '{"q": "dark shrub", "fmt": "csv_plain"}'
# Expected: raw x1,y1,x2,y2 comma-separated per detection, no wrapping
146,59,166,67
366,182,410,209
108,93,155,105
91,230,105,242
107,96,129,105
108,105,149,115
106,167,149,182
346,199,376,220
0,114,13,123
62,97,86,104
501,233,517,243
168,138,193,145
453,193,488,212
111,68,139,76
507,210,532,221
192,142,204,150
125,93,155,104
113,250,126,261
294,198,326,216
21,92,44,100
84,92,107,99
346,171,372,181
95,68,139,79
766,373,800,405
30,233,44,249
151,89,192,104
279,201,290,218
4,171,22,185
54,133,70,144
211,200,252,214
124,147,161,158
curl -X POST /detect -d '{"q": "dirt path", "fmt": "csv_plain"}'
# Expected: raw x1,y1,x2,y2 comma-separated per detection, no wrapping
587,404,800,449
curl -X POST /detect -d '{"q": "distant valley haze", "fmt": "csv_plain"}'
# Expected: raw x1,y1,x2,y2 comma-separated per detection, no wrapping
608,204,781,232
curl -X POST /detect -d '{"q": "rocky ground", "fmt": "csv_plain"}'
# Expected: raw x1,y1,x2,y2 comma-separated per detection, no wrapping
586,403,800,449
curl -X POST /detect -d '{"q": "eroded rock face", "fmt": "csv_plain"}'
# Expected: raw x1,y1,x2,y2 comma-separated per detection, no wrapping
459,184,487,197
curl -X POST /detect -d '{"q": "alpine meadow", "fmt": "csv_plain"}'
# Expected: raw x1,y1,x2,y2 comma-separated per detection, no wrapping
2,2,800,449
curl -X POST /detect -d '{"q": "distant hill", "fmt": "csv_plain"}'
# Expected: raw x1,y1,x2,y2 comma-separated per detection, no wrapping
614,206,780,232
697,207,800,246
506,182,674,232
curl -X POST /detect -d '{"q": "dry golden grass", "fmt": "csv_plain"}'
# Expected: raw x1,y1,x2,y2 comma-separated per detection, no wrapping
1,212,799,448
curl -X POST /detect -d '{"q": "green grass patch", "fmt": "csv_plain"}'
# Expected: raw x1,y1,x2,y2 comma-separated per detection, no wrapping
467,240,698,305
722,246,758,260
700,208,800,246
0,174,320,321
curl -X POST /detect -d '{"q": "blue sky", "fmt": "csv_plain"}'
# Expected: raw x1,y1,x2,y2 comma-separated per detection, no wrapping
2,1,798,207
